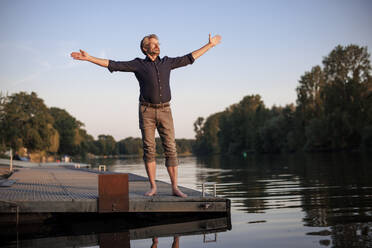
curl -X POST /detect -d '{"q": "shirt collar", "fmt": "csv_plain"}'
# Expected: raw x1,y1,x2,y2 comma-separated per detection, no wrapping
145,55,161,62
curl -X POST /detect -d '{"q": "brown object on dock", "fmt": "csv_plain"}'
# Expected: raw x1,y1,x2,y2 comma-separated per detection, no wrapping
99,174,129,212
0,167,230,217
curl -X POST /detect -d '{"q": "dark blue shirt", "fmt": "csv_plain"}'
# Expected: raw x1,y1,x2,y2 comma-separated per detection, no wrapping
108,53,195,104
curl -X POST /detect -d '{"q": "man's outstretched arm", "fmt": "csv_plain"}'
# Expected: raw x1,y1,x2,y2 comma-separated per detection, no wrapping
70,49,109,68
191,34,222,60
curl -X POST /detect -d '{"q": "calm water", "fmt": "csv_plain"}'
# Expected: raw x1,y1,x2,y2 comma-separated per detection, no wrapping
5,152,372,247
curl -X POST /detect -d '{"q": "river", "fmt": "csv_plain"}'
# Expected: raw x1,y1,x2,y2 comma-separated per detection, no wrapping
91,152,372,247
4,152,372,247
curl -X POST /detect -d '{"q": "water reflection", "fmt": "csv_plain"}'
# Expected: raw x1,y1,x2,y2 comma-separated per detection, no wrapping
2,214,230,248
196,152,372,247
101,153,372,247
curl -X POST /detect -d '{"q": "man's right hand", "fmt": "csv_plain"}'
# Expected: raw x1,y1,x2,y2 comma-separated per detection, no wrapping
70,49,90,61
70,49,109,68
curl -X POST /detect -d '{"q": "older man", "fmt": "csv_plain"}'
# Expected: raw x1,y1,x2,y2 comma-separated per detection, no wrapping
71,34,221,197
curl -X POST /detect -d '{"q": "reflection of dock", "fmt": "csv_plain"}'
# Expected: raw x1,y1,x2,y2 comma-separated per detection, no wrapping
0,166,230,220
130,216,229,240
2,215,231,247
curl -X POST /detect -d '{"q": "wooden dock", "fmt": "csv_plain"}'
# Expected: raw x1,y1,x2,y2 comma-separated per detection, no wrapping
0,166,230,218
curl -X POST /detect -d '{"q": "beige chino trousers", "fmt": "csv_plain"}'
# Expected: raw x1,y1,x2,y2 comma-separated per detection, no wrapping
139,103,178,167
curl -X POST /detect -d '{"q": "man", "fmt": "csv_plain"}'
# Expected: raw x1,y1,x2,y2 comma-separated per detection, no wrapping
71,33,221,197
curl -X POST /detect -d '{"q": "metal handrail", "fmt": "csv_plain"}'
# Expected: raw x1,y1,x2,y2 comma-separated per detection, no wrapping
203,233,217,243
202,182,217,197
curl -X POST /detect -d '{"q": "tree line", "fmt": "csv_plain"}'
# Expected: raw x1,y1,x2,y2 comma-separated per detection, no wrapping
0,92,194,160
193,44,372,155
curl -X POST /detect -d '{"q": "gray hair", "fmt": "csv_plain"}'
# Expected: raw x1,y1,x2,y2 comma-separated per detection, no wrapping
140,34,158,55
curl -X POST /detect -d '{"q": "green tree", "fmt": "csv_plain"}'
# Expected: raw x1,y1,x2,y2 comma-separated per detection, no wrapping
297,44,371,151
176,139,194,155
304,117,330,151
0,92,9,152
194,94,271,155
194,117,204,140
195,112,223,154
321,45,370,149
117,137,143,156
257,104,296,153
76,129,97,156
296,66,325,121
323,45,370,83
96,135,118,155
362,125,372,150
219,95,269,154
50,107,83,155
1,92,57,152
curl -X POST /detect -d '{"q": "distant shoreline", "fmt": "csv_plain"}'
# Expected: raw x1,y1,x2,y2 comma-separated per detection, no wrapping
90,152,194,160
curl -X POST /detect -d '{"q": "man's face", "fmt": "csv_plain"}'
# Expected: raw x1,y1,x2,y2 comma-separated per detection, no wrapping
147,38,160,56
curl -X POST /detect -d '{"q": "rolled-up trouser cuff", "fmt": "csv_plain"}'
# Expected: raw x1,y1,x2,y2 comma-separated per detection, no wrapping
165,157,178,167
143,156,156,163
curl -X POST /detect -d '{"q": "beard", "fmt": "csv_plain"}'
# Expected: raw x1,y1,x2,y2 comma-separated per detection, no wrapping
147,48,160,56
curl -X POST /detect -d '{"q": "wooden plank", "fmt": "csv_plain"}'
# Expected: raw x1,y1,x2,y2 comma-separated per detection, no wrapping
129,200,227,212
0,200,97,213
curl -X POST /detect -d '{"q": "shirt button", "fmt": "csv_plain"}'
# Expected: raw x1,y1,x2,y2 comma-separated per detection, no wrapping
160,94,162,97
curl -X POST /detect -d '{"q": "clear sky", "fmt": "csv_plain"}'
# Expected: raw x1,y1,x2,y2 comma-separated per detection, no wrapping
1,0,371,140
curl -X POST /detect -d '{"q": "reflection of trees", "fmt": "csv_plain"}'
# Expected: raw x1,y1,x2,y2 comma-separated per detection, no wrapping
196,153,372,246
196,154,301,213
196,155,262,212
331,223,372,248
293,153,372,224
292,153,372,247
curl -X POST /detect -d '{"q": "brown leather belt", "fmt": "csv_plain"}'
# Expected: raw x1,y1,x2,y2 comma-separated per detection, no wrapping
140,102,170,108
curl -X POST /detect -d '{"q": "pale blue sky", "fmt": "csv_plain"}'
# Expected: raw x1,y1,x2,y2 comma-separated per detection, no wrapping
1,0,371,140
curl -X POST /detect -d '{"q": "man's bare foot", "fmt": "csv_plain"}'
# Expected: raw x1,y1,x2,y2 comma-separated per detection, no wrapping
172,188,187,198
145,188,157,196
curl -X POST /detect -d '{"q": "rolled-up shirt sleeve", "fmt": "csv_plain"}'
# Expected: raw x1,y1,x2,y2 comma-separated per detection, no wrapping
168,53,195,70
108,59,138,73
